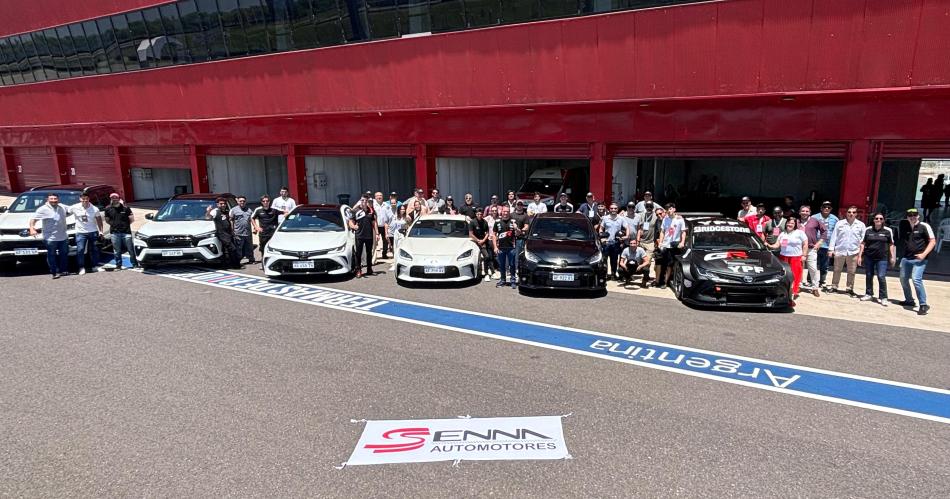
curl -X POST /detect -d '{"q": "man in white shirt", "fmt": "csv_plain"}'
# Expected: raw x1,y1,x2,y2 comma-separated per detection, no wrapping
526,192,548,216
373,191,393,259
271,186,296,224
827,205,866,294
69,192,104,275
29,193,70,278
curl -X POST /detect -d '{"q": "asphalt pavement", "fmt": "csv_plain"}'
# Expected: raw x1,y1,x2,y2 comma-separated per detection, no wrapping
1,262,949,497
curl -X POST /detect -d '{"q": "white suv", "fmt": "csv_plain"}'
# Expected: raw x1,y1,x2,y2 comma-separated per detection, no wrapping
133,193,235,267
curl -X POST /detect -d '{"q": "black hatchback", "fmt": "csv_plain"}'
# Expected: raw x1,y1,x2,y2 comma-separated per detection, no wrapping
518,212,607,293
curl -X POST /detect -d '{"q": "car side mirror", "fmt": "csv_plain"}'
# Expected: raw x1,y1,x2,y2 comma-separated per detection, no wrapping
0,206,6,213
145,213,154,220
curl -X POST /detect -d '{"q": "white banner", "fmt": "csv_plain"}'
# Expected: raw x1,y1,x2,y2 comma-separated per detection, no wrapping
345,416,570,466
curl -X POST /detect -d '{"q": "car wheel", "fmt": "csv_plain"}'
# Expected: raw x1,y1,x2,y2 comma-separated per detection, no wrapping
673,265,685,300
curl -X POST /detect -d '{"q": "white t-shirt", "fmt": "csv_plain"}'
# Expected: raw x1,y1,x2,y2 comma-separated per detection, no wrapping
271,196,296,223
621,246,647,265
527,201,548,215
32,203,68,241
69,203,101,233
777,229,809,257
659,216,686,249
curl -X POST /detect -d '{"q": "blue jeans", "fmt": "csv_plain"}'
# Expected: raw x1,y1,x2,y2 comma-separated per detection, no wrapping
75,232,100,270
817,247,830,285
864,258,888,300
899,257,928,305
111,232,137,268
496,247,516,283
45,239,69,275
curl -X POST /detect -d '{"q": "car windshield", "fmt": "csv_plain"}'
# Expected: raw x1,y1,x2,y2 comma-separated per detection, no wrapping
691,226,765,250
519,177,563,196
154,199,217,221
408,219,469,238
8,192,81,213
279,210,344,232
528,218,593,241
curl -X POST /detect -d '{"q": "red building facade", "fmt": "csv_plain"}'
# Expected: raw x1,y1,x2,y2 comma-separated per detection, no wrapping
1,0,949,214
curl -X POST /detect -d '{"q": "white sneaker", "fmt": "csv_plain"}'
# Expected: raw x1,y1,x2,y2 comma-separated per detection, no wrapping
880,300,889,307
92,266,102,272
78,268,86,275
484,275,491,282
859,295,874,302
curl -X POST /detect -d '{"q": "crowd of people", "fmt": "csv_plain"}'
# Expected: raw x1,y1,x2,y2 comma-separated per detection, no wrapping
25,185,938,315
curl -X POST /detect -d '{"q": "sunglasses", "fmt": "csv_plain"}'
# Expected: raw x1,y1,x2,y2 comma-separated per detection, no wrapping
908,214,919,217
873,217,884,220
847,211,857,214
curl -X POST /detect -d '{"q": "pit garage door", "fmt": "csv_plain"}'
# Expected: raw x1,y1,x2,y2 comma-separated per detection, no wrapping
9,147,57,189
305,156,414,205
207,156,287,199
64,147,119,189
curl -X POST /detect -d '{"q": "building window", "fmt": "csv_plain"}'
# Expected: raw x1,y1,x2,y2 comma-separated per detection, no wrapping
218,0,251,57
55,26,81,77
429,0,466,33
196,0,230,60
239,0,273,55
0,38,15,85
82,20,110,74
97,17,127,74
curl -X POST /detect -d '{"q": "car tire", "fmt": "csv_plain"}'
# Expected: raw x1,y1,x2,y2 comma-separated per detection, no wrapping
673,265,685,300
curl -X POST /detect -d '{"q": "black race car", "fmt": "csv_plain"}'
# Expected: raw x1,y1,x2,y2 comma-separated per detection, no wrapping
669,216,793,309
518,212,607,293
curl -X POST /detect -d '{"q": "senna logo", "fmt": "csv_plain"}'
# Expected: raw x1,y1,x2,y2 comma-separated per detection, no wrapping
364,427,431,453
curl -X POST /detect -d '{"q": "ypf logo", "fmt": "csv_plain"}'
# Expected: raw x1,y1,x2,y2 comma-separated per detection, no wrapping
363,427,430,453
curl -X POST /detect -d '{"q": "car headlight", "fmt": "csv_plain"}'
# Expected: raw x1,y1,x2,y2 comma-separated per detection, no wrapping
195,231,216,240
588,252,602,264
399,249,413,260
134,232,148,240
329,244,346,253
457,249,473,260
266,246,284,254
695,266,726,282
524,249,539,263
19,229,32,237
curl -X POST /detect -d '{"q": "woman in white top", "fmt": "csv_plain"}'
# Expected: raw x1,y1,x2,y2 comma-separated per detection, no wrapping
388,204,410,271
767,217,810,304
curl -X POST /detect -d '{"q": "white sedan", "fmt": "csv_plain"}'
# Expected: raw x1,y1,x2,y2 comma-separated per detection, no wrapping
262,205,355,277
395,214,481,283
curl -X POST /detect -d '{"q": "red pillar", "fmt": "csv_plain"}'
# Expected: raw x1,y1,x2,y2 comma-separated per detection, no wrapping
1,146,23,193
287,144,309,204
54,147,72,185
112,146,134,200
589,142,613,205
839,140,874,218
189,145,209,193
414,144,436,191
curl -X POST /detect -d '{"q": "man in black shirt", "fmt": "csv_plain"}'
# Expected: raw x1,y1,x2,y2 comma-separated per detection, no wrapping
469,208,491,280
206,197,239,269
857,212,896,305
103,193,138,269
509,201,531,261
349,197,378,277
459,193,478,219
897,208,935,314
492,208,518,288
252,195,281,267
553,192,574,213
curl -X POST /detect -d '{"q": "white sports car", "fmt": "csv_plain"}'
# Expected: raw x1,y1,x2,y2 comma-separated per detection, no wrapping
263,204,355,276
395,214,481,283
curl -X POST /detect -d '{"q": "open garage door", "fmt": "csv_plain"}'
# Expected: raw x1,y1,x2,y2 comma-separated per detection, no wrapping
124,146,193,201
305,156,414,205
9,147,57,189
64,147,119,189
207,156,287,200
436,158,588,207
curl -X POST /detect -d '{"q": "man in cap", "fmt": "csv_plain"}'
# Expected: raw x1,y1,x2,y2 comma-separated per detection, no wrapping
578,192,599,218
811,200,839,288
897,208,935,315
634,191,653,215
103,193,137,269
405,188,429,215
483,194,501,217
553,192,574,213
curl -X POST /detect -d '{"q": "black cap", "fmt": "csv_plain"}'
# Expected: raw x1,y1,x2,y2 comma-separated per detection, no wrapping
627,201,636,207
559,192,568,198
364,190,372,197
516,200,525,206
741,196,751,202
390,191,398,196
821,200,833,207
644,191,653,196
446,195,454,200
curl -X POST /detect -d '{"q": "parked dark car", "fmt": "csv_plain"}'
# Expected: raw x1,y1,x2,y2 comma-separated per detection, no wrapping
670,216,793,309
518,212,607,293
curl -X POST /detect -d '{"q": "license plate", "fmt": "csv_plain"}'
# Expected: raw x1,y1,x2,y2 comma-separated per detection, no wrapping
292,260,315,269
552,273,575,282
14,248,38,256
424,266,445,274
161,250,183,257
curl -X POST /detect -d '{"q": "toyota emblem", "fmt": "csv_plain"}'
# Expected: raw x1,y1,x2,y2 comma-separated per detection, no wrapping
742,275,754,283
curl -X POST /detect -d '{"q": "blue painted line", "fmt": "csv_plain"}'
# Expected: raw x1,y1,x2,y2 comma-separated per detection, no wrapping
147,267,950,425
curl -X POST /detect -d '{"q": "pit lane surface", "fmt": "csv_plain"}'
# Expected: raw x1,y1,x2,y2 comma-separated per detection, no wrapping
2,266,949,496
